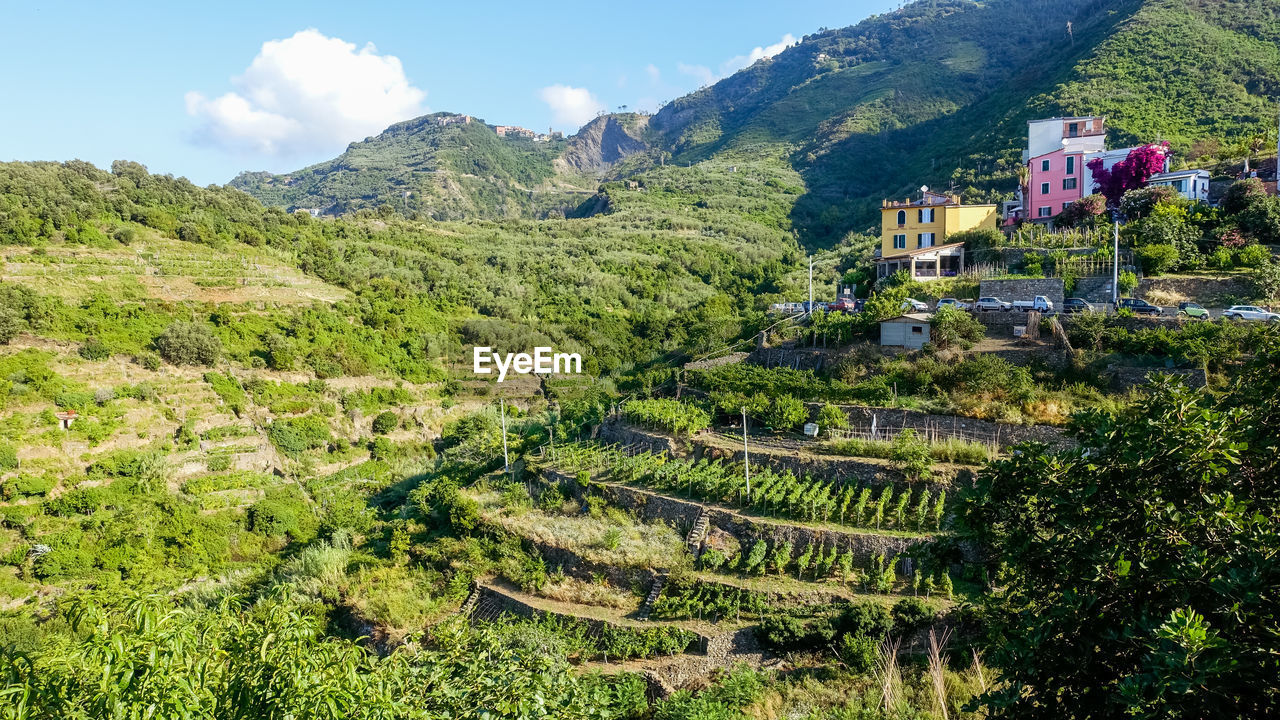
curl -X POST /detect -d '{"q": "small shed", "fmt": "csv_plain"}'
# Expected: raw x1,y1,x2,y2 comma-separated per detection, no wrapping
880,313,933,350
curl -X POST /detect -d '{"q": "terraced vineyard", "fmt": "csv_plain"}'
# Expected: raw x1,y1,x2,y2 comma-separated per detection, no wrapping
437,428,980,691
1,235,349,304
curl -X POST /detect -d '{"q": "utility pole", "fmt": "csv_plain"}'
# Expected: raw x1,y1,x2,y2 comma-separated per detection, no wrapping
500,399,510,474
1112,220,1120,306
742,407,750,499
808,255,814,313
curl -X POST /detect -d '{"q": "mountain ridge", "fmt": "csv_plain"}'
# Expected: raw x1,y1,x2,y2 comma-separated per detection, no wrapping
232,0,1280,244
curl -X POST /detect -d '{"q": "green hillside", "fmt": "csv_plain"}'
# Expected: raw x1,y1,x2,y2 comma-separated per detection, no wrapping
650,0,1280,245
230,113,594,220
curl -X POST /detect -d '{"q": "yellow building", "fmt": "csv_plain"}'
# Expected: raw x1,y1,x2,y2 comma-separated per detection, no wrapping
876,190,997,281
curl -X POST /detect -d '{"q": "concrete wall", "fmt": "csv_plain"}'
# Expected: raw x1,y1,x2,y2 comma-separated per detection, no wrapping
978,278,1065,310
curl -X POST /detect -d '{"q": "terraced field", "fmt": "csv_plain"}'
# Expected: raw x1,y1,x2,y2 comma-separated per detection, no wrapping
1,235,349,304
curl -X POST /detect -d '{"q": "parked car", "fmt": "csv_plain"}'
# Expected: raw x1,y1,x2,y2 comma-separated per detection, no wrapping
935,298,971,311
901,298,929,312
1062,297,1093,314
1118,298,1162,316
828,298,858,313
1012,296,1055,313
1177,302,1210,319
1222,305,1280,322
974,297,1012,312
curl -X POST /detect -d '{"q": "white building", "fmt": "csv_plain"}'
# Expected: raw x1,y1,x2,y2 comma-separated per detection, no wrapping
1148,169,1211,203
880,313,933,350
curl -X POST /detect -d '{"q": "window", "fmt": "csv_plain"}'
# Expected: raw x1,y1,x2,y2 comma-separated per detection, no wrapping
1038,206,1052,218
911,326,923,335
1063,202,1072,211
1068,122,1079,138
918,208,935,223
1063,178,1077,190
1173,180,1186,193
1041,159,1050,172
896,210,906,226
893,234,907,249
1066,156,1075,175
1041,182,1050,195
917,233,935,248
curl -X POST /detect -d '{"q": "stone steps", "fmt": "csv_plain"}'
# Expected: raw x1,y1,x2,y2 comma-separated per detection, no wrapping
637,575,667,620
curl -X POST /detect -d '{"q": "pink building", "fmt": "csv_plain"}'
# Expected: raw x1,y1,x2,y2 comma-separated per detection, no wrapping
1022,116,1107,222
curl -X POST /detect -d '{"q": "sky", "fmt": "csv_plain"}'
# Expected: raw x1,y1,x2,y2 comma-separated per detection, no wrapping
0,0,899,185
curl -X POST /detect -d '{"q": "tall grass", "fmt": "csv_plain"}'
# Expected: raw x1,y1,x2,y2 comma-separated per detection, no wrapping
821,435,994,465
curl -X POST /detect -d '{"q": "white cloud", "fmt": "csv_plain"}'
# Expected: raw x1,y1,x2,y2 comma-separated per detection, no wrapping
185,29,426,157
539,84,605,130
645,64,662,84
719,33,796,76
677,62,714,87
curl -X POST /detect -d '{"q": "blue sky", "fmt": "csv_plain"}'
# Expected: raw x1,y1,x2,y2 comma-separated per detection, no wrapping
0,0,897,185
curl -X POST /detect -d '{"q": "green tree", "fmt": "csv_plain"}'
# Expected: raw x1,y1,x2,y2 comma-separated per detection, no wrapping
155,321,222,366
963,339,1280,719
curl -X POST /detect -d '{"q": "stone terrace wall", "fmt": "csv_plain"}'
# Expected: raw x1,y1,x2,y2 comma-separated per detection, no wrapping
598,420,683,455
1105,365,1207,391
470,584,712,652
578,477,934,565
979,278,1064,310
747,346,835,372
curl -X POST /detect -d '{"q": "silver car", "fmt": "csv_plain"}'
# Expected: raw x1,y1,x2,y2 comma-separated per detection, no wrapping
936,298,971,311
974,297,1012,312
1223,305,1280,322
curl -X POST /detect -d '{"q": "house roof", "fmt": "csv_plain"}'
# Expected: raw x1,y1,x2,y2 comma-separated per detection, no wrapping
877,241,966,261
1150,169,1210,179
882,313,933,323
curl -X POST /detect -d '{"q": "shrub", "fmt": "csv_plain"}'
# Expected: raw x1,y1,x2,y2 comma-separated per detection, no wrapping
764,394,808,430
136,353,161,371
930,305,985,350
4,474,54,499
1209,246,1236,270
155,322,222,365
1118,270,1139,296
267,414,331,454
1119,185,1178,220
1221,177,1267,215
1238,243,1272,268
891,596,935,635
890,428,931,480
249,490,316,542
1134,244,1179,275
78,337,110,360
0,443,17,471
371,411,398,434
816,403,848,432
1054,194,1107,229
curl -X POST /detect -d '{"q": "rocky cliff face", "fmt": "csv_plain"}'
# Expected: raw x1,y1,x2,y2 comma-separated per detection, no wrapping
559,114,650,174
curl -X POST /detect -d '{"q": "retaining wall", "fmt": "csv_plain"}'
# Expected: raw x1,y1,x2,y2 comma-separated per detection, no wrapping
566,474,934,565
978,278,1065,310
469,584,712,652
1105,365,1208,391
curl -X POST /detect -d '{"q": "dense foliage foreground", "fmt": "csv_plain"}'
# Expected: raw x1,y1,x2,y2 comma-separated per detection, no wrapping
966,334,1280,719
